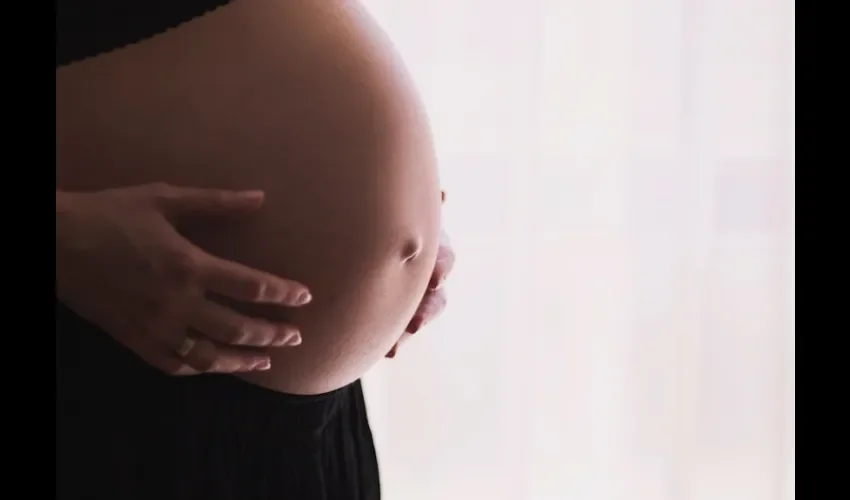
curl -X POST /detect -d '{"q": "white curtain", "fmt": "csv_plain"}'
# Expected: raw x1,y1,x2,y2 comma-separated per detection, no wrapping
360,1,795,499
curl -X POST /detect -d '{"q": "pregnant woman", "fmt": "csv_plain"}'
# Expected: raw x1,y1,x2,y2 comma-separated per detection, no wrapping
56,1,455,499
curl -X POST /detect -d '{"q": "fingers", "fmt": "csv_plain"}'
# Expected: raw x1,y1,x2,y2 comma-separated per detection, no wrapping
181,339,273,374
152,184,267,219
144,184,313,306
406,289,447,334
428,232,456,291
146,185,313,305
194,251,312,306
385,328,414,359
188,299,302,347
152,224,312,307
131,334,274,376
389,291,445,359
386,341,400,359
172,337,221,373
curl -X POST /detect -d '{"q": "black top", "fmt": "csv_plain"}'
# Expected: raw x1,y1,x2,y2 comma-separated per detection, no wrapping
56,0,233,68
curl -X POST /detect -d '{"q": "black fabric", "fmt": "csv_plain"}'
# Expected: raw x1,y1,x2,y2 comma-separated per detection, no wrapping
57,303,382,500
56,0,233,67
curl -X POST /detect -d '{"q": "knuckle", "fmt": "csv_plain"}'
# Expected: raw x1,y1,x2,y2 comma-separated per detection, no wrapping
232,277,266,303
228,324,251,345
161,247,201,284
146,183,182,212
189,340,218,372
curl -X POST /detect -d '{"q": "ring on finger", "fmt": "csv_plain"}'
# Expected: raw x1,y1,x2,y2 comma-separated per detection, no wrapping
175,337,197,358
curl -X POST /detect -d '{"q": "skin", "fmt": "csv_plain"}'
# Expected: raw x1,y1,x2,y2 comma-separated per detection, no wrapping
56,185,454,374
56,0,447,394
388,196,455,358
56,185,314,375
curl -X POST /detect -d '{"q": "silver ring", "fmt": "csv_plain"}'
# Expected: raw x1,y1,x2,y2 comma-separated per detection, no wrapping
176,337,197,358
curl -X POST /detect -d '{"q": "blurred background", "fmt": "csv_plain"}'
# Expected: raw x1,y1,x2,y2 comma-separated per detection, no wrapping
358,1,794,499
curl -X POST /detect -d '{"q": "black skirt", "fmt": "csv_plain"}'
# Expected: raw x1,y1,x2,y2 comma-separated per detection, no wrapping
56,303,381,500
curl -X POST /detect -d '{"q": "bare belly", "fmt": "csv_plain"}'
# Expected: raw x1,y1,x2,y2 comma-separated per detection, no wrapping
56,0,441,394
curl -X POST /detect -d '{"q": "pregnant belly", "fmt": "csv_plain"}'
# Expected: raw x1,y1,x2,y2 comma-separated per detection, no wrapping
56,0,442,394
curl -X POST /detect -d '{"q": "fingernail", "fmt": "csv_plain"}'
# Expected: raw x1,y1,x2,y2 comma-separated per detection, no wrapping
408,318,423,334
289,291,312,306
428,276,443,291
386,347,397,358
286,332,302,346
255,359,271,371
272,330,301,347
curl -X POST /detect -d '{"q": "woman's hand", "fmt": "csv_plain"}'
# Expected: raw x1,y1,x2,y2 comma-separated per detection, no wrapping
56,183,311,376
386,193,456,358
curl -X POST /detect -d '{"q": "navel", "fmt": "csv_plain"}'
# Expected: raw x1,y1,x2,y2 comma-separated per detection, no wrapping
400,236,424,263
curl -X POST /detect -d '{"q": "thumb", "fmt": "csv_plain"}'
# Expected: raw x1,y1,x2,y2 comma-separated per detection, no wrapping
156,187,266,220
